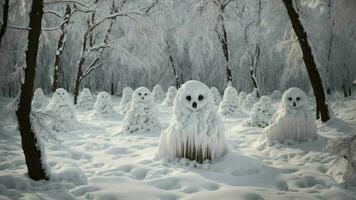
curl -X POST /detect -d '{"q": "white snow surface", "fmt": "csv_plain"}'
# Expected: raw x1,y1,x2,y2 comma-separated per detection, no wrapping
1,91,356,200
162,86,177,107
77,88,94,111
119,87,133,116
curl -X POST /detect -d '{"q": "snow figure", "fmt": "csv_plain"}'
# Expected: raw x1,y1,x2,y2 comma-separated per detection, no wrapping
93,91,114,119
152,84,164,103
77,88,93,111
263,87,317,143
156,80,226,163
243,96,274,128
242,92,258,110
122,87,160,134
32,88,47,111
47,88,76,131
238,91,247,106
119,87,133,115
162,86,177,107
271,90,282,100
210,87,222,105
218,86,239,116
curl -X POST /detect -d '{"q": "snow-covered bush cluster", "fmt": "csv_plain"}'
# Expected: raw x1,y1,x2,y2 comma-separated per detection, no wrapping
211,87,222,106
243,96,275,128
162,86,177,107
119,87,133,115
32,88,47,111
77,88,94,111
94,91,114,119
152,85,165,103
218,87,240,117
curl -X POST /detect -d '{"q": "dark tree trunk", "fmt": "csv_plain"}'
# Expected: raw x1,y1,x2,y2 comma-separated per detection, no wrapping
16,0,48,181
348,86,351,96
0,0,9,46
166,39,180,88
52,5,71,92
282,0,330,122
342,85,348,97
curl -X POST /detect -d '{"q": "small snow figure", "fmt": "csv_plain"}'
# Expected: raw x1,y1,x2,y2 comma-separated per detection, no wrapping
242,92,258,110
218,86,239,117
238,91,247,106
271,90,282,100
156,80,226,163
243,96,274,128
122,87,160,134
77,88,93,111
263,87,317,143
47,88,76,131
152,84,164,103
210,87,222,105
32,88,47,111
119,87,133,115
94,91,114,119
162,86,177,107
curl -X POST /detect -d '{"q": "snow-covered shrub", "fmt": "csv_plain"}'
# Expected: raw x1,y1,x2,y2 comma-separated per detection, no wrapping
243,96,274,128
211,87,222,106
238,91,247,106
94,91,114,119
122,87,160,134
77,88,93,111
157,80,226,163
218,86,239,117
162,86,177,107
47,88,77,131
242,91,258,110
152,84,164,103
32,88,47,111
119,87,133,115
263,87,317,143
328,134,356,187
271,90,282,100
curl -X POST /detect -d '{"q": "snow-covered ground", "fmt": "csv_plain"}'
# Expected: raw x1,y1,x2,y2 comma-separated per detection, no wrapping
0,94,356,200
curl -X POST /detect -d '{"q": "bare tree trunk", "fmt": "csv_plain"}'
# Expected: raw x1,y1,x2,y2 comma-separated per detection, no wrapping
0,0,9,46
16,0,48,181
52,5,71,92
282,0,330,122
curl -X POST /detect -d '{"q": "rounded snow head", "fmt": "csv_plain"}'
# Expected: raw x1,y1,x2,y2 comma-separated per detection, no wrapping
281,87,309,110
34,88,45,97
162,86,177,106
94,91,113,119
32,88,47,111
238,91,247,105
133,87,152,103
122,87,133,98
152,84,164,103
119,87,134,115
218,86,239,116
223,87,238,99
47,88,71,110
210,87,222,105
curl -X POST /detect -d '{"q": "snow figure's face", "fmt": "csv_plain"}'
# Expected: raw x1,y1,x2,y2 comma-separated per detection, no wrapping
133,87,151,103
97,92,111,104
34,88,44,97
177,80,213,112
282,87,308,110
123,87,133,96
224,87,238,99
239,91,246,98
82,88,91,96
53,88,68,102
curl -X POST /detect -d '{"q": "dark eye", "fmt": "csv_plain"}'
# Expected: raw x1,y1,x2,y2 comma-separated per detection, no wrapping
144,93,147,96
296,97,300,101
186,95,191,101
198,95,204,101
138,93,141,96
288,97,292,101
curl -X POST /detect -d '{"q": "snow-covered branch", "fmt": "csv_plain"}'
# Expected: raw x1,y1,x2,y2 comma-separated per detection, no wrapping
42,19,69,31
8,25,30,31
44,10,63,18
44,0,90,8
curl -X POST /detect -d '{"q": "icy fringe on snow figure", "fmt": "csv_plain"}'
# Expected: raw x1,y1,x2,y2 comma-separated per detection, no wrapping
242,89,258,110
263,87,317,143
152,84,164,103
238,91,247,106
210,87,222,106
218,86,239,117
122,87,160,134
119,87,133,115
162,86,177,107
46,88,77,131
94,91,114,119
328,134,356,187
77,88,93,111
270,90,282,100
32,88,47,111
156,80,226,164
243,96,274,128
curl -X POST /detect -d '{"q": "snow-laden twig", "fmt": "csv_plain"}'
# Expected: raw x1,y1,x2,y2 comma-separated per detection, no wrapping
44,0,89,8
0,49,24,53
42,19,69,31
8,25,30,31
44,10,63,18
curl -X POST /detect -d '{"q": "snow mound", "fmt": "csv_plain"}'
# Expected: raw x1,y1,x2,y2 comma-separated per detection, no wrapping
94,91,114,119
77,88,94,111
263,87,317,143
32,88,47,111
119,87,133,116
162,86,177,107
243,96,275,128
53,163,88,186
211,87,222,106
122,87,160,134
218,86,240,117
152,85,164,103
157,80,226,163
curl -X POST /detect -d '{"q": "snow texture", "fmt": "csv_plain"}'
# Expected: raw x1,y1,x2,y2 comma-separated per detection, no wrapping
157,80,226,163
243,96,275,128
242,91,258,110
263,87,317,143
46,88,77,131
238,91,247,107
119,87,133,115
122,87,160,134
211,87,222,106
218,86,239,117
270,90,282,100
162,86,177,107
152,85,164,103
77,88,94,111
94,91,114,119
31,88,47,111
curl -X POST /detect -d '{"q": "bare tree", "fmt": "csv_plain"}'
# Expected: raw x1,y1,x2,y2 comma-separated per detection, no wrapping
16,0,48,180
282,0,330,122
0,0,9,46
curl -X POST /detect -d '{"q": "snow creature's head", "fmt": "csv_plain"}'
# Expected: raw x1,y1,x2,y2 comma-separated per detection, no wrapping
224,87,238,99
282,87,308,110
133,87,152,103
34,88,44,97
53,88,69,101
175,80,214,114
97,91,111,104
81,88,91,96
122,87,133,98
